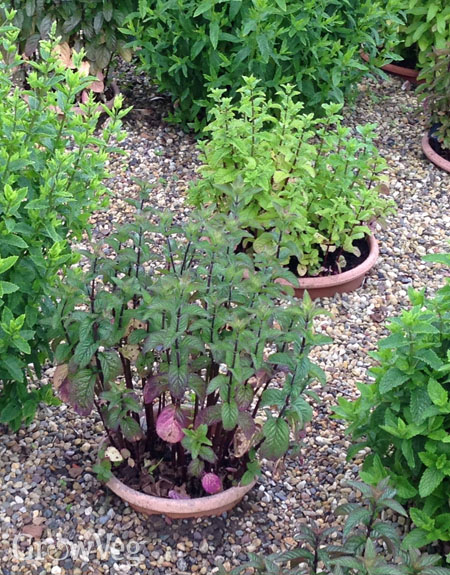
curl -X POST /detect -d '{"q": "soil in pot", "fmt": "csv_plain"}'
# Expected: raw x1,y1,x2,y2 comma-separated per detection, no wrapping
429,126,450,164
237,235,370,278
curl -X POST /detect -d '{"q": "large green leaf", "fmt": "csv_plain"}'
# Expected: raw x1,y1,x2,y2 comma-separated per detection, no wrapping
260,416,289,460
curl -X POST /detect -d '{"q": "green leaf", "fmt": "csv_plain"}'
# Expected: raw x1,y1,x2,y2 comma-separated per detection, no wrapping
120,416,144,442
209,21,219,50
415,349,444,370
410,387,431,422
419,467,445,497
221,401,238,430
260,416,289,460
428,378,448,407
74,339,99,369
0,256,18,275
379,368,409,394
3,356,24,381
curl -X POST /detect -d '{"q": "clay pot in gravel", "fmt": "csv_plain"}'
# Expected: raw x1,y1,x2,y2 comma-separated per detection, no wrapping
106,472,256,519
422,130,450,174
360,51,420,84
276,235,379,300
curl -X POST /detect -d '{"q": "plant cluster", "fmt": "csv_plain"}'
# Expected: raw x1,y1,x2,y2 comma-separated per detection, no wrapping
124,0,403,128
335,253,450,548
0,10,127,430
400,0,450,67
219,479,450,575
417,44,450,152
49,201,330,497
4,0,136,73
189,77,394,278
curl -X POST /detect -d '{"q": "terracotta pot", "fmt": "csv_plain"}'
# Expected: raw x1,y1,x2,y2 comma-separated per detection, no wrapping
360,51,420,83
421,132,450,174
106,473,256,519
276,235,379,300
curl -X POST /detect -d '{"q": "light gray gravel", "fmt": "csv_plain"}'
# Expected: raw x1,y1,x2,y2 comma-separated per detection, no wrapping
0,68,449,575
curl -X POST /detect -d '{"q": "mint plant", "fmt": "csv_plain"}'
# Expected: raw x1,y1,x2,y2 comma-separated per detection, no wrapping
124,0,403,128
417,45,450,153
49,200,330,497
219,479,450,575
189,77,394,278
401,0,450,67
0,10,127,430
4,0,135,73
335,253,450,549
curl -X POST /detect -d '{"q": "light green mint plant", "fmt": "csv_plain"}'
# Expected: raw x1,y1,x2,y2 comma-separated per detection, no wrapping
0,9,128,431
189,77,395,278
335,253,450,549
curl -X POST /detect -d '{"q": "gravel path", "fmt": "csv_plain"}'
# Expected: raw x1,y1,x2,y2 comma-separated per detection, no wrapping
0,70,449,575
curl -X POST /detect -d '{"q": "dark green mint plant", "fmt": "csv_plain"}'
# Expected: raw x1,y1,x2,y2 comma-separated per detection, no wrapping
219,479,450,575
189,77,394,278
417,44,450,152
123,0,404,128
4,0,136,73
0,10,128,431
335,253,450,549
49,200,330,497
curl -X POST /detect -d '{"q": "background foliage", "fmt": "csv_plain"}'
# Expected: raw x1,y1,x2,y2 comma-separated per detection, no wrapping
125,0,404,128
5,0,136,72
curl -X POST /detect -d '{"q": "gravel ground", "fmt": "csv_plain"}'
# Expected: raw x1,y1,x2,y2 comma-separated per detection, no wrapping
0,69,449,575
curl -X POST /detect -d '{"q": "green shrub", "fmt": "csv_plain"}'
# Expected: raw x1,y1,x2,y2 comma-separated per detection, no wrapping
4,0,136,72
220,479,450,575
0,10,128,431
189,77,394,277
124,0,403,128
417,44,450,151
402,0,450,67
335,253,450,549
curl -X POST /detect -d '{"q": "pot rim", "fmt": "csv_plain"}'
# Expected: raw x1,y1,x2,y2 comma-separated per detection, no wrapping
360,50,419,80
276,234,379,291
421,132,450,174
106,473,256,516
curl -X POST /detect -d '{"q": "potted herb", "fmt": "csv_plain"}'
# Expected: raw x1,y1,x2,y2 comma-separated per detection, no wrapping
189,77,395,299
49,203,329,518
417,45,450,173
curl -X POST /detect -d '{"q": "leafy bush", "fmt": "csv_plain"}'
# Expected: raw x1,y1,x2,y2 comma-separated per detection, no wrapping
189,77,394,277
5,0,136,72
0,10,127,430
49,200,330,496
335,253,450,548
401,0,450,67
219,479,450,575
124,0,403,128
417,44,450,151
